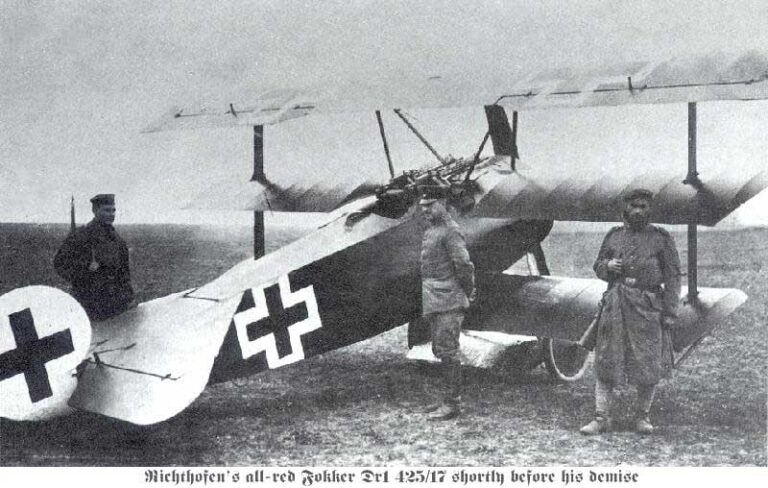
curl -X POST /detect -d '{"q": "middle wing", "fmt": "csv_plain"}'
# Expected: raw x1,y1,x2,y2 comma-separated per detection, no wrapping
186,178,381,213
183,156,767,226
467,158,767,226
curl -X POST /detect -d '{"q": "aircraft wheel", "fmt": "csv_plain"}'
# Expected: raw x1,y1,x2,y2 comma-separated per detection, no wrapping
542,338,592,382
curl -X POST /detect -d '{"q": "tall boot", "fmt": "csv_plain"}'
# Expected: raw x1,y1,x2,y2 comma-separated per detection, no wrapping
580,379,613,435
446,357,462,406
428,358,461,421
635,384,656,434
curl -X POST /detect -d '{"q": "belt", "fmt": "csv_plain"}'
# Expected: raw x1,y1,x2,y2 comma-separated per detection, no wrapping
620,277,661,293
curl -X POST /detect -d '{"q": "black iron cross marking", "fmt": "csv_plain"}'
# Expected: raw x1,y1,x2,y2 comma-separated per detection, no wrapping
0,308,74,403
244,283,308,359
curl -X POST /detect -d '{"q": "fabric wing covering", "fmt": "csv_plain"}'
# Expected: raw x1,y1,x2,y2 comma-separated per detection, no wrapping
468,159,768,226
185,178,380,213
143,51,768,133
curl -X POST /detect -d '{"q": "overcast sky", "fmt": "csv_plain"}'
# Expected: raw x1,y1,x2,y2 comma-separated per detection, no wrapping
2,0,767,225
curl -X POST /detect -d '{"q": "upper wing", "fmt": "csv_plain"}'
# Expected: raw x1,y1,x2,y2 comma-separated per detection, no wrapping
468,158,767,226
143,90,317,133
144,51,768,132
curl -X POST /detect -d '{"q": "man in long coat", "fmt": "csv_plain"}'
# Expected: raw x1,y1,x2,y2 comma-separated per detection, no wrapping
54,194,134,321
419,187,475,421
580,188,681,435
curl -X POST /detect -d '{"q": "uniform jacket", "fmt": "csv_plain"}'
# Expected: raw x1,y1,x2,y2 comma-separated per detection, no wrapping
54,220,134,321
420,216,475,315
593,224,681,385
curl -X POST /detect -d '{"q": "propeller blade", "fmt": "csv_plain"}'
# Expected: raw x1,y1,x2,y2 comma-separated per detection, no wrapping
484,105,516,158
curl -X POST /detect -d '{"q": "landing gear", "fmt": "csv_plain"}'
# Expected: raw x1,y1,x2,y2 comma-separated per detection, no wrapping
542,338,592,382
523,244,592,382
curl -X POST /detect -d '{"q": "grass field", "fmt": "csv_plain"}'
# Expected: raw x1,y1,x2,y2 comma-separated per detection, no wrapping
0,223,766,466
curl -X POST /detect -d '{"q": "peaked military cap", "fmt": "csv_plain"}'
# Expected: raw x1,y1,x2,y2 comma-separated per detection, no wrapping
623,188,654,202
90,194,115,206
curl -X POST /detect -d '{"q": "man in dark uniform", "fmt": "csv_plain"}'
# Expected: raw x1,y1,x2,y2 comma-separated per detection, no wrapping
54,194,134,321
580,188,681,435
419,187,475,421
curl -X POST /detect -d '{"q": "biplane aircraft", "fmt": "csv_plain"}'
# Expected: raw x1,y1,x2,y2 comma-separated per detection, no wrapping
2,51,767,425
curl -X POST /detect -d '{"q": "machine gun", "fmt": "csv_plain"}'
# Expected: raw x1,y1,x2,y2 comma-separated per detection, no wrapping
373,155,491,217
369,108,499,217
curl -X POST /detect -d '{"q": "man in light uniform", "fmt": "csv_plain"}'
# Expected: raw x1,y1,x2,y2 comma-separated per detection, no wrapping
581,188,681,435
54,194,134,321
419,187,475,421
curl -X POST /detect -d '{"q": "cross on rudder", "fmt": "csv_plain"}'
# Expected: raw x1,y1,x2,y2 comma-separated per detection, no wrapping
0,286,91,421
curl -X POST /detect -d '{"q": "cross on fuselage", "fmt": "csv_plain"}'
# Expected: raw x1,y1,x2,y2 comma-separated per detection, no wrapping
0,308,74,403
246,283,308,359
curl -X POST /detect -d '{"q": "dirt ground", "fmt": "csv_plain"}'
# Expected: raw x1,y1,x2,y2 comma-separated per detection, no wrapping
0,223,765,466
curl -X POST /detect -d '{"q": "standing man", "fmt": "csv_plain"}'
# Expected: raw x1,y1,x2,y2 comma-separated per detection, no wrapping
54,194,134,321
580,188,681,435
419,187,475,421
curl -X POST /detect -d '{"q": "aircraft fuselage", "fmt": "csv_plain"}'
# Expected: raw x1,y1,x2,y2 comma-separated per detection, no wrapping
208,213,552,384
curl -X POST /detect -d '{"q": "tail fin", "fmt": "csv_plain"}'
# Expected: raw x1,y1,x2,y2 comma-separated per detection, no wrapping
0,286,91,421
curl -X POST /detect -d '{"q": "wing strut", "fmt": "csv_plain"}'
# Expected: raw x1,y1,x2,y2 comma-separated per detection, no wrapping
69,195,76,233
529,243,550,276
511,111,519,165
684,103,699,302
252,125,265,259
375,110,395,178
393,109,445,164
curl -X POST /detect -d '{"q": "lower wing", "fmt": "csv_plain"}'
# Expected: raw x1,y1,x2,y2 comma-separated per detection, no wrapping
466,273,747,349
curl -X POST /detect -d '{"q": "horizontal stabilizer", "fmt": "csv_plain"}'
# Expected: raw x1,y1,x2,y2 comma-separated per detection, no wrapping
68,291,239,425
469,159,767,226
144,51,768,132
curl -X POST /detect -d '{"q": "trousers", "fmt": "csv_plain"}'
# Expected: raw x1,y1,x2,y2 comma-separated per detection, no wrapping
426,310,464,404
595,378,656,418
